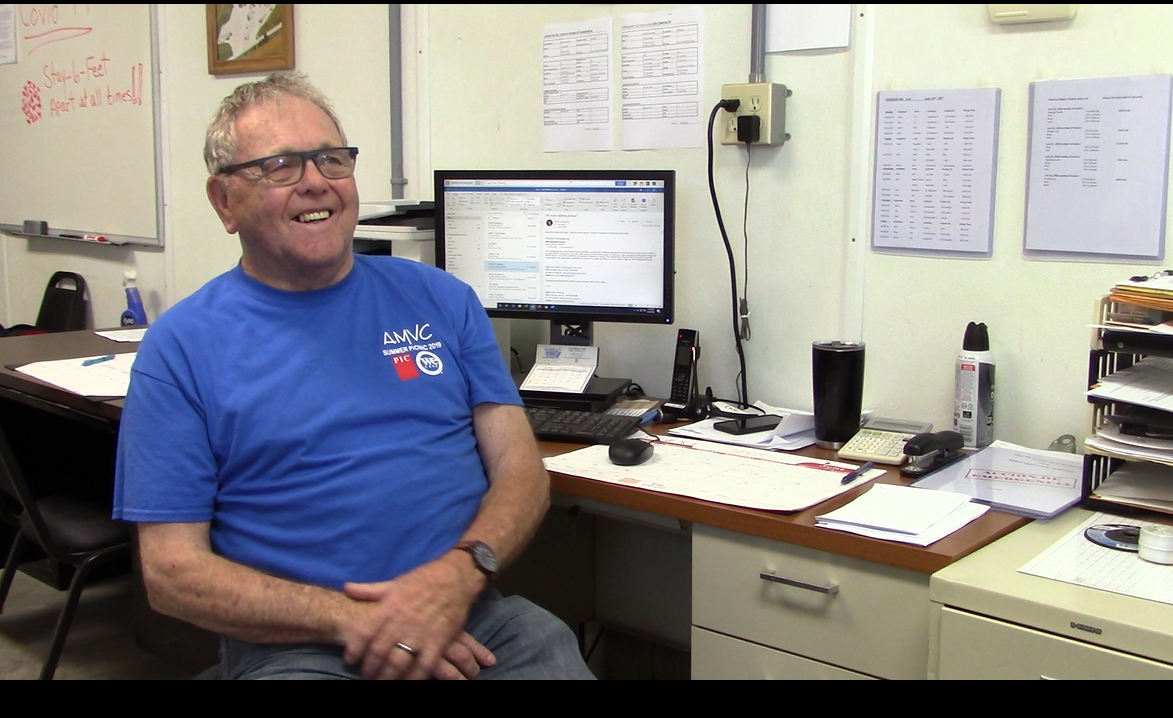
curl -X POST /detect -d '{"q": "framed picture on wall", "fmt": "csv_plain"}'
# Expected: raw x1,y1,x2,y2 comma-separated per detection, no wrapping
206,4,295,76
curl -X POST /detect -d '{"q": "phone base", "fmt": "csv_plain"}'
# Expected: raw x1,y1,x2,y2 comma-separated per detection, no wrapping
517,375,632,413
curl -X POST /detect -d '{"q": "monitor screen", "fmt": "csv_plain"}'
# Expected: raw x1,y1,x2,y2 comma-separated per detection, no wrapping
433,169,675,327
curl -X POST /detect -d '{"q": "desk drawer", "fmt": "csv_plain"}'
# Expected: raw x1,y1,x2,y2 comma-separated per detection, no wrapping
937,607,1173,680
691,627,873,680
692,525,929,680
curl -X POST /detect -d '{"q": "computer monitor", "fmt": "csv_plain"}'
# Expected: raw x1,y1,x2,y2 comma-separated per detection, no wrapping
433,169,675,345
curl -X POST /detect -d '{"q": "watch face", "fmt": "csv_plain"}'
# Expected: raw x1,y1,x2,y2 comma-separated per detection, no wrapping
474,543,499,573
465,541,499,576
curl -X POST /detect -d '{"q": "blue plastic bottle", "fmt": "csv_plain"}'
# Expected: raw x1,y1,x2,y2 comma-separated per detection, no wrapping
120,270,148,326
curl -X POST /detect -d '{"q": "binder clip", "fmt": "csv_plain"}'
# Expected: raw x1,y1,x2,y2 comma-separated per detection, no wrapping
899,430,967,479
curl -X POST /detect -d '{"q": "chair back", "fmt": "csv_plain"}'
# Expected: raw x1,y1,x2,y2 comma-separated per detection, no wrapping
0,426,70,564
35,272,89,333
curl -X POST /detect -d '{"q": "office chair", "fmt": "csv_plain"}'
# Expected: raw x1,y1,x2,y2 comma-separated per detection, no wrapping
0,272,89,337
0,425,130,680
35,271,89,333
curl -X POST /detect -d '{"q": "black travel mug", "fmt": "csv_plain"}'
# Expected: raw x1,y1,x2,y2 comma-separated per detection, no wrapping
812,340,865,450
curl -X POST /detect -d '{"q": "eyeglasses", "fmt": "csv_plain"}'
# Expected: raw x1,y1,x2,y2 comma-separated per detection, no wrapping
218,147,359,186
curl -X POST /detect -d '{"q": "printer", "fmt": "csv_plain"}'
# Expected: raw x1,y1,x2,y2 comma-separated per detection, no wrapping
354,200,435,264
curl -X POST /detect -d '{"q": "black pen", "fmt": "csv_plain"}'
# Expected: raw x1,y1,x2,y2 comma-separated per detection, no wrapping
841,461,874,485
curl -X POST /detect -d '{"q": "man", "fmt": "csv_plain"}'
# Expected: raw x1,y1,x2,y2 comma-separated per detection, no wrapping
113,73,592,680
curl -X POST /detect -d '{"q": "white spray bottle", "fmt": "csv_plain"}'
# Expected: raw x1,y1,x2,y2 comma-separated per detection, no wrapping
954,322,994,448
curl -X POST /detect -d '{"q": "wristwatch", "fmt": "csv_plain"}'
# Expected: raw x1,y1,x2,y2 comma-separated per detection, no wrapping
454,540,499,580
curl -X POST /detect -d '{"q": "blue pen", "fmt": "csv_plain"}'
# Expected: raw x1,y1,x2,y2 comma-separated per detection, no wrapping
82,354,116,366
841,461,874,485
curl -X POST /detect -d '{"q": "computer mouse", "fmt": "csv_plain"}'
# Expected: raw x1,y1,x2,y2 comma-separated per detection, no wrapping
608,438,654,467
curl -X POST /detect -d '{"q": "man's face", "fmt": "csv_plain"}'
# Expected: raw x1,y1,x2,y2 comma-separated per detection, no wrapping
207,95,359,291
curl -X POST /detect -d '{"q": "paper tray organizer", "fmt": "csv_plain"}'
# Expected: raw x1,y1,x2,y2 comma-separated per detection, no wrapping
1084,312,1173,516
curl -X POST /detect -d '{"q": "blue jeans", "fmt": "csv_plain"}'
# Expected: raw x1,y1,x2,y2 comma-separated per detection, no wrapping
217,588,594,680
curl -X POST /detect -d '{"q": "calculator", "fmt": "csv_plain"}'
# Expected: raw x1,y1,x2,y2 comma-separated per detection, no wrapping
836,417,933,465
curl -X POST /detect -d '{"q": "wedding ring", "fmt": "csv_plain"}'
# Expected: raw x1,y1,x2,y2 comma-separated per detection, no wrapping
394,642,419,658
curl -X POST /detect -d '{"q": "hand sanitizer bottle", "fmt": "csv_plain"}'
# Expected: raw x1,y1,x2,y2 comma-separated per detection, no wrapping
120,270,149,326
953,322,994,448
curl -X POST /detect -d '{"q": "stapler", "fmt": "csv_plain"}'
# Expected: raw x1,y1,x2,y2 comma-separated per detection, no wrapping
899,430,967,478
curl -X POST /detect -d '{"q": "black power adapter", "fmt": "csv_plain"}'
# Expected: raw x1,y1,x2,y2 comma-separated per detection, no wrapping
737,114,761,144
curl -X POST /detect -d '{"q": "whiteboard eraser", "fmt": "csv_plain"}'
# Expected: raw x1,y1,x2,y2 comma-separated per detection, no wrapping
987,4,1078,25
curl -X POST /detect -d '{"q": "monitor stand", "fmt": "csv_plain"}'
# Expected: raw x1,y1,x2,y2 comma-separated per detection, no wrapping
517,319,632,412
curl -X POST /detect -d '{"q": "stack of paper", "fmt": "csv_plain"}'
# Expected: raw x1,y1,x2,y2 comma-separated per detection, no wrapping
910,440,1083,519
815,484,988,546
667,401,819,451
1091,462,1173,514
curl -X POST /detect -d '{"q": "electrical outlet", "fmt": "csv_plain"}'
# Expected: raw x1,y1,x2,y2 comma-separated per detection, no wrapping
720,82,790,146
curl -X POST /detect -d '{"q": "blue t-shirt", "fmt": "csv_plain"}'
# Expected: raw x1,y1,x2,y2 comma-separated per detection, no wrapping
114,255,521,590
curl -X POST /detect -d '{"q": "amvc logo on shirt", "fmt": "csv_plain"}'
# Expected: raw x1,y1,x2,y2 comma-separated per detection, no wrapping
382,323,444,380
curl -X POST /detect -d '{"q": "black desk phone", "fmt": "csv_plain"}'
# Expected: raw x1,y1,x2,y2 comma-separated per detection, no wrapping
663,329,699,412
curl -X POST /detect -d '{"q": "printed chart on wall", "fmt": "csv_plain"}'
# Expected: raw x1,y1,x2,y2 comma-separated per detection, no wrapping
0,4,161,246
871,88,1000,256
1024,74,1172,259
542,17,614,153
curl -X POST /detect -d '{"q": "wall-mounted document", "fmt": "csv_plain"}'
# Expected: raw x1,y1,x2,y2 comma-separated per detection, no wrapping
542,17,614,153
871,88,1000,256
619,7,705,150
1024,74,1172,259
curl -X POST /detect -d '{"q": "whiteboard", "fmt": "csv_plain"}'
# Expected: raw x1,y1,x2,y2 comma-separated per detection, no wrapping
0,4,162,246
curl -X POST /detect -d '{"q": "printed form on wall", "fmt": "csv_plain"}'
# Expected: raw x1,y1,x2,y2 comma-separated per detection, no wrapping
1024,74,1172,259
542,17,613,153
871,88,1001,256
619,6,705,151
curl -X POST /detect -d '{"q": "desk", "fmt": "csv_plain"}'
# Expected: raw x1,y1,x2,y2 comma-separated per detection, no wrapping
0,330,1031,678
540,437,1028,679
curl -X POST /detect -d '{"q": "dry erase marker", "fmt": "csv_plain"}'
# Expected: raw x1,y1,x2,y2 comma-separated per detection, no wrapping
59,234,109,243
841,461,874,485
82,354,115,366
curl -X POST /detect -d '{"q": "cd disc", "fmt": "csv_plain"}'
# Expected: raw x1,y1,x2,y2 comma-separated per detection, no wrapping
1085,523,1141,552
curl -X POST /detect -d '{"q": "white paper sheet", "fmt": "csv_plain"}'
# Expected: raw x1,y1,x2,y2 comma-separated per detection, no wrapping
15,352,136,397
1087,356,1173,413
872,88,1000,255
1024,74,1172,258
541,17,614,153
543,437,885,513
1020,512,1173,606
95,327,148,342
816,483,989,547
766,4,850,53
667,406,816,451
619,7,705,150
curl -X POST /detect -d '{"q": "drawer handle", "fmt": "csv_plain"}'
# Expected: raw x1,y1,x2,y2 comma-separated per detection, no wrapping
759,571,840,595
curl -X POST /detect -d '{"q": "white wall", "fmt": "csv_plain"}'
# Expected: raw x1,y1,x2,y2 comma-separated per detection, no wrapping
421,4,1171,450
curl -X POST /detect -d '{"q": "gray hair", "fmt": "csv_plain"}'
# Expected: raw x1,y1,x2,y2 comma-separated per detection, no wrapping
203,72,347,174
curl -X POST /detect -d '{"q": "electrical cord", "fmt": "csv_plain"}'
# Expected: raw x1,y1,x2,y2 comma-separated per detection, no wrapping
740,141,752,344
707,99,750,407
